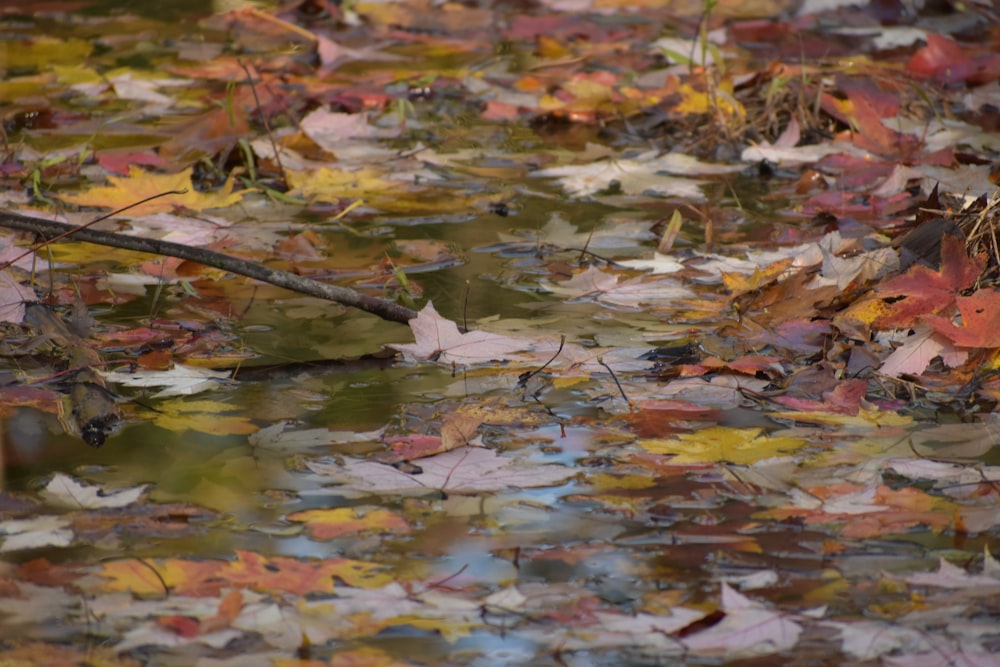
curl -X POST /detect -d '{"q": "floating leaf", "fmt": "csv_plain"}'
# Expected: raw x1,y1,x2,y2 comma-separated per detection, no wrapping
61,166,246,216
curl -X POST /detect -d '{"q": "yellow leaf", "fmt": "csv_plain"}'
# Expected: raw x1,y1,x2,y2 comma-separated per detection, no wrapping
4,36,92,69
768,407,912,428
287,167,393,201
61,165,245,215
722,258,793,296
640,426,808,464
52,65,103,86
98,558,222,596
674,80,744,119
563,79,613,104
832,294,892,340
288,167,486,214
286,507,410,540
150,399,257,435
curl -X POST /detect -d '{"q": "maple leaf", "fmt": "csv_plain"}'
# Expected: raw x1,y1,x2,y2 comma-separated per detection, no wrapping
924,289,1000,348
0,516,74,553
61,165,246,216
771,378,868,414
830,620,931,661
875,235,983,329
285,507,410,541
898,556,1000,590
306,446,577,496
640,426,808,465
41,473,147,509
148,399,258,435
530,153,712,200
223,550,391,594
100,364,232,398
495,214,656,251
390,301,533,366
0,270,37,324
682,583,804,657
617,252,685,274
300,109,398,153
541,265,693,308
879,324,967,378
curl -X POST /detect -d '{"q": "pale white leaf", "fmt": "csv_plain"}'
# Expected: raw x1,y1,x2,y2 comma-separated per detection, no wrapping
0,271,35,324
390,301,534,366
722,569,779,590
616,252,685,274
900,558,1000,589
100,364,232,398
300,108,397,154
682,583,802,657
830,620,930,660
880,325,965,378
306,445,577,496
249,422,386,451
0,516,73,552
531,154,711,200
820,484,887,515
540,265,692,308
42,472,147,509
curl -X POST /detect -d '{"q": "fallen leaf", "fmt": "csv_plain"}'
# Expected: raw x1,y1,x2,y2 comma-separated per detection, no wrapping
0,516,74,553
61,165,246,216
640,426,809,464
285,507,410,540
100,364,232,398
0,271,37,324
682,583,804,657
41,473,147,509
306,446,578,496
390,301,534,366
924,289,1000,348
875,235,983,329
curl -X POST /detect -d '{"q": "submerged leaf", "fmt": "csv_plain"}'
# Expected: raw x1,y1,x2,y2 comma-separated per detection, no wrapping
306,446,577,496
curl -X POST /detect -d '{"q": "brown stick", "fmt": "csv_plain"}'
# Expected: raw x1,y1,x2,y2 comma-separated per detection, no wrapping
0,210,420,325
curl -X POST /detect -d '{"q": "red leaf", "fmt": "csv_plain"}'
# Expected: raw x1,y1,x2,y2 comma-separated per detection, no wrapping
924,290,1000,348
158,615,201,637
907,34,970,81
875,235,982,328
906,34,1000,85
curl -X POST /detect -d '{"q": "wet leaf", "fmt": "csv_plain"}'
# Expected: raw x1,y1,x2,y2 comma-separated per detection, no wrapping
682,583,805,657
285,507,410,541
100,364,232,398
390,301,536,366
0,516,74,553
61,166,246,216
41,473,147,509
639,426,809,464
307,446,578,496
924,289,1000,348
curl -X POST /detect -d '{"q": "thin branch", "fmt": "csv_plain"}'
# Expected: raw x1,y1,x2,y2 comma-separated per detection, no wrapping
0,210,419,325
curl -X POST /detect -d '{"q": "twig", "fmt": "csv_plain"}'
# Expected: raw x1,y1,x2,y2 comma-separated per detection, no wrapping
0,210,419,325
